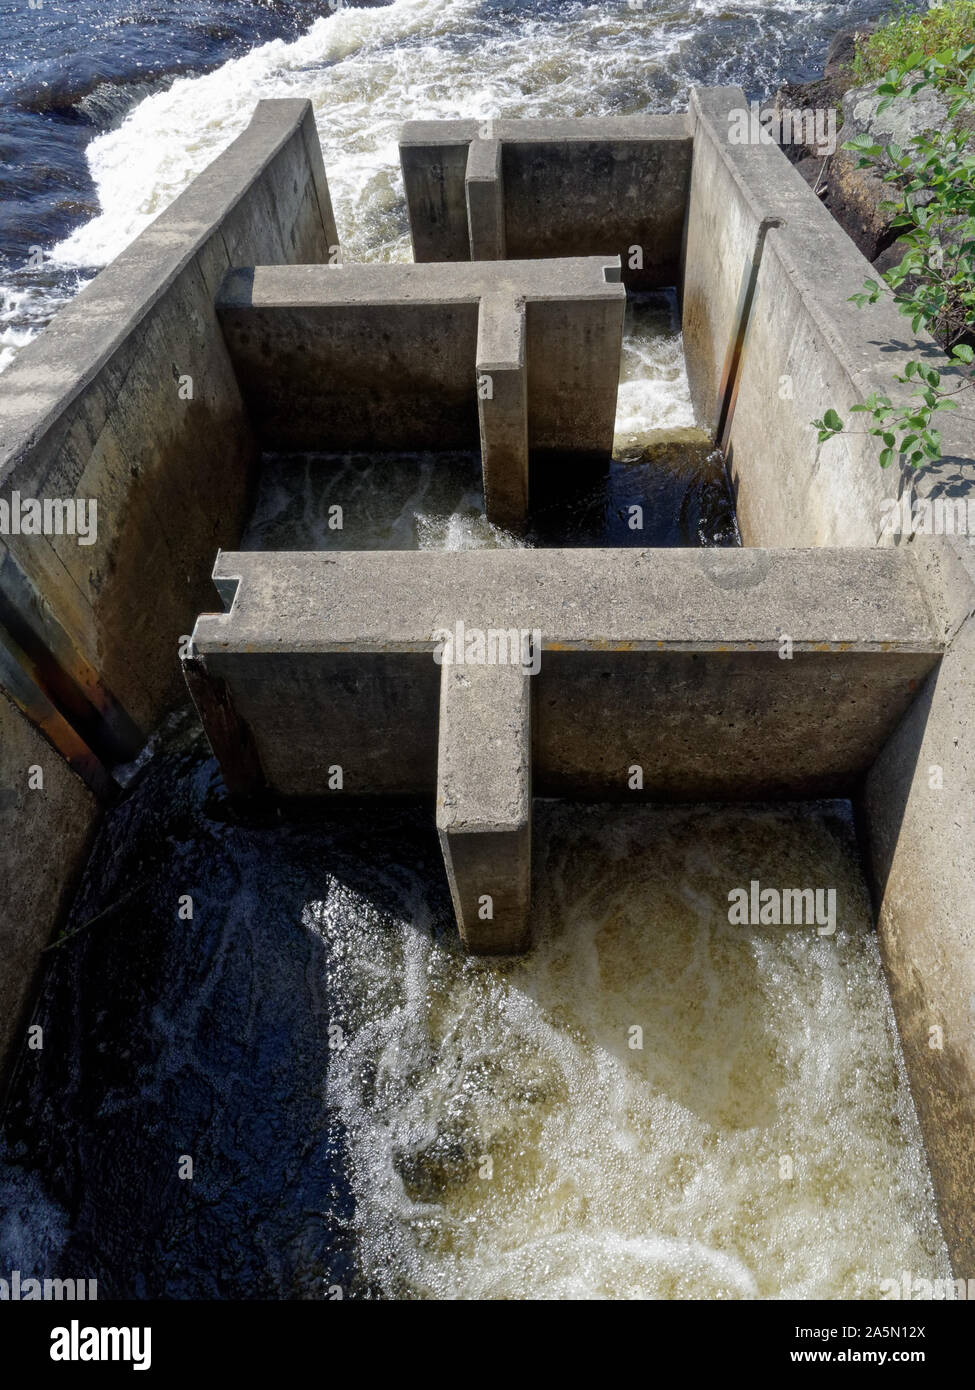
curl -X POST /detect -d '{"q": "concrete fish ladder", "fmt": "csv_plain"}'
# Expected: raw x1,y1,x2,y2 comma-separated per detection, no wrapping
0,90,973,1281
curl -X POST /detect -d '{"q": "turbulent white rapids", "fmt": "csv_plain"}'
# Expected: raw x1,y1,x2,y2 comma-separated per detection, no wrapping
25,0,702,433
309,805,950,1299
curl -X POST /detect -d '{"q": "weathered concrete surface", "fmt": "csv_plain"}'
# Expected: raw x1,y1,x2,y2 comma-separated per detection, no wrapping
476,296,529,531
399,127,474,263
0,691,98,1090
465,137,505,261
400,117,692,287
686,90,975,1279
860,540,975,1280
0,618,113,800
0,99,338,752
437,662,531,953
683,87,975,547
186,546,941,803
728,222,975,550
216,259,624,526
682,87,787,439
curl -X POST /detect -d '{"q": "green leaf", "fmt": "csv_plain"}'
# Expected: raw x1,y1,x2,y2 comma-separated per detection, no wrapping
822,408,843,432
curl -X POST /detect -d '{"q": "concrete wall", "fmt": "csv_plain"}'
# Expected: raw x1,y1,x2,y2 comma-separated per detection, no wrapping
0,98,338,1085
216,258,623,454
0,98,338,758
681,88,786,439
0,692,98,1094
437,661,532,954
682,86,975,546
185,546,941,802
400,117,692,287
862,606,975,1279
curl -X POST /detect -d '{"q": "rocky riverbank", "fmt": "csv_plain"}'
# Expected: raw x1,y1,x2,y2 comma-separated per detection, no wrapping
774,18,975,269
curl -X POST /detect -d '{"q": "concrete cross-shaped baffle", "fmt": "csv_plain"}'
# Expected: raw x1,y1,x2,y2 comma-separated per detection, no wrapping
184,546,942,954
399,116,692,288
215,259,625,533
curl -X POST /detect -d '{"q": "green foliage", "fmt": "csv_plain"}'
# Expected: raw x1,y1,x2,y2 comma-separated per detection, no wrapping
853,0,975,87
815,39,975,470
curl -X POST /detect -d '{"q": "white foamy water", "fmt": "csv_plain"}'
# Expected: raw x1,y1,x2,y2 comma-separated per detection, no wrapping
241,450,528,550
0,282,82,374
47,0,670,269
617,292,696,440
309,803,949,1300
18,0,698,432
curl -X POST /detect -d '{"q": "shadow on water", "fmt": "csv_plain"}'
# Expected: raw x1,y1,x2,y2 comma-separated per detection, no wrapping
0,714,949,1299
0,708,452,1299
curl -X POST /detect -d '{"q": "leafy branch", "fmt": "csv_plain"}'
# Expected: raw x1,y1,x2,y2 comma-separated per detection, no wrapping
813,43,975,468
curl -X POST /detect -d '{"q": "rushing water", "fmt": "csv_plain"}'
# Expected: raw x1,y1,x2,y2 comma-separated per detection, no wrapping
0,713,951,1298
242,292,739,550
2,0,900,371
0,0,953,1300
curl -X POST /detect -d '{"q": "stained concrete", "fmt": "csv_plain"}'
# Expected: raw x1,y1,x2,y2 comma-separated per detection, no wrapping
0,98,339,1085
0,691,98,1094
0,98,338,749
400,116,692,286
863,611,975,1279
678,89,975,1277
437,662,531,953
185,545,941,803
682,86,975,546
216,258,623,448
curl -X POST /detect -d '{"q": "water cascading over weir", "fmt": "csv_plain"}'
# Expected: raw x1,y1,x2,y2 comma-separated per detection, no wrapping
1,90,974,1283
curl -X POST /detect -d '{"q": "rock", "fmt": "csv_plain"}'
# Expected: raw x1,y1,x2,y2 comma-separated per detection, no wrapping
824,23,877,78
830,82,955,260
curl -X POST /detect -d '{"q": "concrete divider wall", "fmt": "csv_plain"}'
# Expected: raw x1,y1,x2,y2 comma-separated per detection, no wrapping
216,259,623,450
400,117,692,287
399,124,476,262
0,98,338,1085
216,258,624,530
0,691,98,1091
186,546,941,801
0,98,338,758
221,275,481,450
185,545,943,958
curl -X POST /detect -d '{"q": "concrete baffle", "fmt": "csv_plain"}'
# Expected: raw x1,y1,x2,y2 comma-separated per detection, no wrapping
215,258,624,532
476,295,528,532
399,116,692,286
437,660,532,954
465,136,505,260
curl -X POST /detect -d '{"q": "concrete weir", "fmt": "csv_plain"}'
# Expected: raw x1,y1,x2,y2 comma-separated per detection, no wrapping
185,546,942,952
3,86,975,1279
215,258,624,531
399,116,692,285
